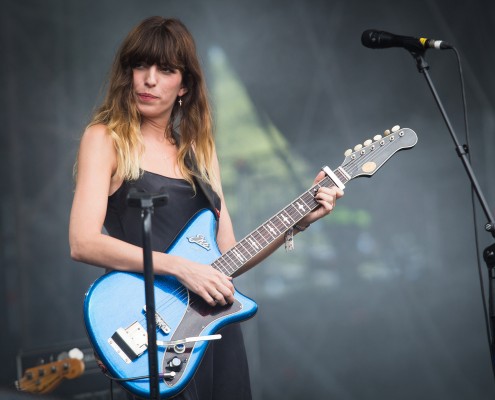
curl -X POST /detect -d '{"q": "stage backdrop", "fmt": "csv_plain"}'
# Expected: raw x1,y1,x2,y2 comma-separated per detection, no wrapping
1,0,495,399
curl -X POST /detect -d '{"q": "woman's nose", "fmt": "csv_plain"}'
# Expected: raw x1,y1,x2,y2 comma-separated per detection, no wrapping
144,65,158,86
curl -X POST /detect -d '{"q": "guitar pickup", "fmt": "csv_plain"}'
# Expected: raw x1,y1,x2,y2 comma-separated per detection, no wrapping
108,322,148,364
143,306,171,334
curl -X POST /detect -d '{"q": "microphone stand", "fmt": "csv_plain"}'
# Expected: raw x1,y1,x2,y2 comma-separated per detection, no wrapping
127,189,168,400
410,49,495,367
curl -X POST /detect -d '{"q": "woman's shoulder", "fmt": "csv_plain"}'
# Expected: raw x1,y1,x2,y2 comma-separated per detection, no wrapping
82,123,112,142
79,124,115,153
78,123,117,163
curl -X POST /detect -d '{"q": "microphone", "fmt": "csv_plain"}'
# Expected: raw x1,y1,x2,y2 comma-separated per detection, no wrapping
361,29,452,52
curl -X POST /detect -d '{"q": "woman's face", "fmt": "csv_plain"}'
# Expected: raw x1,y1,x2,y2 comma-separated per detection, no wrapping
132,63,187,121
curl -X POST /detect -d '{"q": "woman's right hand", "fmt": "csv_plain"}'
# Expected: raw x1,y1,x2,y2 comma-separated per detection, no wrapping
168,256,235,307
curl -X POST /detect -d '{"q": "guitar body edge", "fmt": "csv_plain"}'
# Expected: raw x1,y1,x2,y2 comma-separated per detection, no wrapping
83,209,258,399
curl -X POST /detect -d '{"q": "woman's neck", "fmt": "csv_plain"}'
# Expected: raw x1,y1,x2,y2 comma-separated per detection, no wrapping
140,117,172,142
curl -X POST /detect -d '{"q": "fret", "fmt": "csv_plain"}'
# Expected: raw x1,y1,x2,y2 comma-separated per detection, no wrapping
281,207,296,222
301,192,318,209
232,248,247,263
247,235,261,251
300,195,313,209
252,230,270,248
260,224,277,240
277,211,293,228
214,252,238,273
268,218,281,232
265,220,281,237
290,201,306,218
224,247,243,267
215,262,231,275
335,169,349,184
273,216,289,231
237,239,256,258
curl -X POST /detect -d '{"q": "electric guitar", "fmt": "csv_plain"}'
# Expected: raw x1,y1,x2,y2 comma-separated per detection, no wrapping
84,126,418,398
15,358,85,394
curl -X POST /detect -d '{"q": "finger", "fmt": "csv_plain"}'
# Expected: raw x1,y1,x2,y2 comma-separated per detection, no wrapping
209,296,220,307
199,289,218,307
217,284,235,304
215,272,235,294
211,291,227,306
313,171,326,184
315,190,335,204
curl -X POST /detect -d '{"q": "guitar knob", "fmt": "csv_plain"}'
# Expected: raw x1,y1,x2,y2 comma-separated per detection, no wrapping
383,129,391,136
344,149,353,157
373,134,382,141
391,125,400,133
167,357,183,371
353,144,363,151
363,139,372,146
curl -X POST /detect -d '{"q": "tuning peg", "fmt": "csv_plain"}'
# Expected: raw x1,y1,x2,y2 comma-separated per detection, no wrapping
363,139,372,146
391,125,400,133
344,149,353,157
353,144,363,151
373,134,382,141
384,129,391,136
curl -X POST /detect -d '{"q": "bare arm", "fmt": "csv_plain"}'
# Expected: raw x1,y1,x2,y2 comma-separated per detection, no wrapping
213,159,344,277
69,125,234,306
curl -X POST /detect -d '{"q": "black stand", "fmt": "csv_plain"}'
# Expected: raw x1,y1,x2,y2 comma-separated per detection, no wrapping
410,49,495,365
127,189,168,400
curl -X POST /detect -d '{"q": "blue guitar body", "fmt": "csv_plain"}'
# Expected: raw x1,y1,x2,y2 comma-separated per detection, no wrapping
83,209,258,399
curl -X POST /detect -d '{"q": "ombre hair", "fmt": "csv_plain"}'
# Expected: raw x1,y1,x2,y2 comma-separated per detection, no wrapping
88,17,219,193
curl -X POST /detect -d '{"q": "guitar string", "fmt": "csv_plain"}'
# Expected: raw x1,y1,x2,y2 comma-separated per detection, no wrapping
130,134,406,334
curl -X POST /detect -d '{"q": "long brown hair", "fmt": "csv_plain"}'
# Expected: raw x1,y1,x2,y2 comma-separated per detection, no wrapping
89,17,218,192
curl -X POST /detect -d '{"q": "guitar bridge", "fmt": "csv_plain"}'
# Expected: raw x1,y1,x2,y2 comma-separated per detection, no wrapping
108,322,148,364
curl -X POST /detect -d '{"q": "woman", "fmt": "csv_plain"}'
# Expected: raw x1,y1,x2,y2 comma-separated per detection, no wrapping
69,16,343,400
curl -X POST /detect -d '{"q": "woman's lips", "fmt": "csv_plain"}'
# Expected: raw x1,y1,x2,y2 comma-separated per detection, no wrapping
137,93,159,101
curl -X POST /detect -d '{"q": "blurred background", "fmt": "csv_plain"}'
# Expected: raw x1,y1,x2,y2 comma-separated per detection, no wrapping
1,0,495,399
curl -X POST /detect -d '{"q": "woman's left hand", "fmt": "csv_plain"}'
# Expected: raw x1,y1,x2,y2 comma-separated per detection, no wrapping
298,171,344,226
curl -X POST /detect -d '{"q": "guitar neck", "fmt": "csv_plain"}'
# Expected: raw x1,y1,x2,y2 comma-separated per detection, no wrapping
212,169,348,277
212,126,419,277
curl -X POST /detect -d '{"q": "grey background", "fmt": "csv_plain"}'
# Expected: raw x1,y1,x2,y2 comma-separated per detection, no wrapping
1,0,495,399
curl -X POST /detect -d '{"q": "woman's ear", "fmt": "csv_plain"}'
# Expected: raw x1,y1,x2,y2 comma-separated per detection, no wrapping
178,86,188,97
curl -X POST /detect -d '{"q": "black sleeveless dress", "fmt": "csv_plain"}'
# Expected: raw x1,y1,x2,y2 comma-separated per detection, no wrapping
104,171,252,400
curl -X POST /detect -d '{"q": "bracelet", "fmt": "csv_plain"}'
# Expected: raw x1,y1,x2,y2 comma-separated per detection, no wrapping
294,223,310,232
284,228,294,251
285,224,311,252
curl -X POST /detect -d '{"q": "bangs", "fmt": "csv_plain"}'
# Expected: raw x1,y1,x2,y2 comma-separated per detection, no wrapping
122,22,186,71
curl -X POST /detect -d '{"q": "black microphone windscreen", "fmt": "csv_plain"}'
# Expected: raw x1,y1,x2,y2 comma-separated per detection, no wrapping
361,29,377,48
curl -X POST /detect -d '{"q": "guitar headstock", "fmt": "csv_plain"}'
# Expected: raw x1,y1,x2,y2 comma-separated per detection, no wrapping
340,125,417,179
15,358,85,394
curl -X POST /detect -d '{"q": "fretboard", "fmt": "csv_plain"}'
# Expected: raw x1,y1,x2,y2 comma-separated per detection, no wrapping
212,169,349,277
